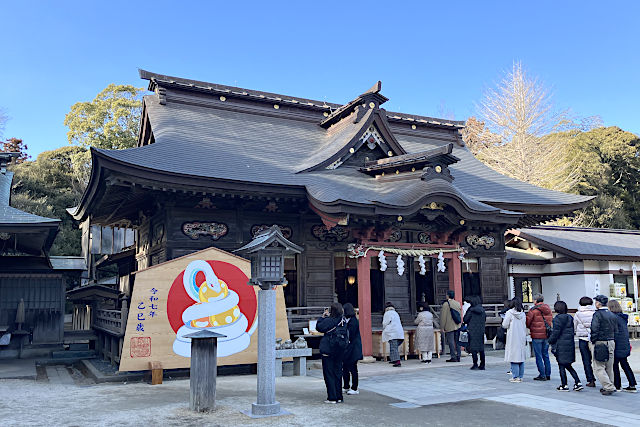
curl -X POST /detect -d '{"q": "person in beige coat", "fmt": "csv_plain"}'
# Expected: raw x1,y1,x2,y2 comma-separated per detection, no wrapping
414,302,438,363
440,290,462,362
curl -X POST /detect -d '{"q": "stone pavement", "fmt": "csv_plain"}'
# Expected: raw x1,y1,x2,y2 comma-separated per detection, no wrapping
0,358,37,380
1,343,639,426
352,349,640,426
44,365,75,385
0,372,605,427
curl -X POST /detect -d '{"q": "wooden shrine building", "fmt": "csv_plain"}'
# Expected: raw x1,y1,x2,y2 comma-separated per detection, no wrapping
71,71,591,356
0,153,85,358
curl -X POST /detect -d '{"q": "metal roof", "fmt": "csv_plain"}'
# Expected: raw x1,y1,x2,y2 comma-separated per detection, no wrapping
73,71,592,223
513,226,640,261
0,171,60,225
49,256,87,271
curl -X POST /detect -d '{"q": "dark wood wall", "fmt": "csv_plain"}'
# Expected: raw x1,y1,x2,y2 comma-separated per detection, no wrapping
131,199,509,313
0,273,65,344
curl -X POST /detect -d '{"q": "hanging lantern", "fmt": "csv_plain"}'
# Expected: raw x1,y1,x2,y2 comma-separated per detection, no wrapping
418,255,426,275
378,250,388,271
437,251,446,273
396,255,405,276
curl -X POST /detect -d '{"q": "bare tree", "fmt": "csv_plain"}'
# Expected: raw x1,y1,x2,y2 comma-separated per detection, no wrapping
464,62,585,192
0,108,7,140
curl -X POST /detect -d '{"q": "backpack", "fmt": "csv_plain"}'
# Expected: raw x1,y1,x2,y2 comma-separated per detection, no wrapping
448,301,461,324
534,306,552,338
327,317,350,356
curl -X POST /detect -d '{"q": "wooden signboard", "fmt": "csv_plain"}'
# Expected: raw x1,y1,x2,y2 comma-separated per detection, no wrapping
119,247,290,371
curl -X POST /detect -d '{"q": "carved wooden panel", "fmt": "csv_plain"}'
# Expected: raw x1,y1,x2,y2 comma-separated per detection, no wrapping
304,252,334,307
383,256,411,318
480,256,507,303
434,259,450,304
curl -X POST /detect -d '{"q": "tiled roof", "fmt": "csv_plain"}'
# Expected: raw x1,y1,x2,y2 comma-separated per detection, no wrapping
76,71,593,222
49,256,87,271
514,226,640,260
0,172,60,225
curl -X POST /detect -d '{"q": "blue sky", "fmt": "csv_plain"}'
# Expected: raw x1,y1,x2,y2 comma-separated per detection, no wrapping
1,1,639,157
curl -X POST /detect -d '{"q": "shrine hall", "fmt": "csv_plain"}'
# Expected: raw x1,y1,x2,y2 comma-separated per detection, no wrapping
71,70,592,357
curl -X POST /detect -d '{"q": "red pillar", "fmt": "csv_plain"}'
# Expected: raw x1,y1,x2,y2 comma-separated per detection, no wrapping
357,254,373,357
448,255,463,306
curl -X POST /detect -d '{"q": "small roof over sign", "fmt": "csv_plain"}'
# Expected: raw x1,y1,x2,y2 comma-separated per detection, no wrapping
183,330,227,339
235,225,303,255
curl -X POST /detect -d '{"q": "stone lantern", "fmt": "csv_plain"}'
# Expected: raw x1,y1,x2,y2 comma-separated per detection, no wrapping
236,225,302,417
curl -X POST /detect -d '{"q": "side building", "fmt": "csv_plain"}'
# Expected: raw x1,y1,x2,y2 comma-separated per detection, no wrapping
507,226,640,313
0,153,85,358
70,71,591,357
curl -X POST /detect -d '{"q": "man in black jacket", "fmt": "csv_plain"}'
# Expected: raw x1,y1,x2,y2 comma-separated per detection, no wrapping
590,294,618,395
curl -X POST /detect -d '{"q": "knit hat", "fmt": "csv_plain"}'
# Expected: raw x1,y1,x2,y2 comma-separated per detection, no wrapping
594,294,609,306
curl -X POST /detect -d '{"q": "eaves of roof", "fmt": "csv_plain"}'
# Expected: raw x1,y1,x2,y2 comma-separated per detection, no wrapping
510,227,640,261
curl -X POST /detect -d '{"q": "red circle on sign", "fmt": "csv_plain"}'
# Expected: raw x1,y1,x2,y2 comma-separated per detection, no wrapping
166,260,256,333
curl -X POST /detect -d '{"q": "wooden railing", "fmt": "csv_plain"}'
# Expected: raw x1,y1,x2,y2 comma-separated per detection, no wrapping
431,303,504,325
286,306,327,334
93,302,128,337
287,303,507,334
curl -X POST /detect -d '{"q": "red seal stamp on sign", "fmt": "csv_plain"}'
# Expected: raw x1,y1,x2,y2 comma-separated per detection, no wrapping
130,336,151,357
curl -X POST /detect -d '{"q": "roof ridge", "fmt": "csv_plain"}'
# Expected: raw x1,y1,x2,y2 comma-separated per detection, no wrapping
527,225,640,235
138,69,465,128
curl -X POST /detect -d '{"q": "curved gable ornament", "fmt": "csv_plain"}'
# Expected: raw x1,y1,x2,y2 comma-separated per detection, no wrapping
466,234,495,249
182,222,228,240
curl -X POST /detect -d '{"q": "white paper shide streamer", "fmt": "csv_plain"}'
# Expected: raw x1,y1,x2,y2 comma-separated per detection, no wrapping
418,255,426,275
378,250,388,272
437,251,446,272
396,255,404,276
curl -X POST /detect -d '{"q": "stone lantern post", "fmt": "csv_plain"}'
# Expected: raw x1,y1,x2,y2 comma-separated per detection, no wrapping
235,225,302,417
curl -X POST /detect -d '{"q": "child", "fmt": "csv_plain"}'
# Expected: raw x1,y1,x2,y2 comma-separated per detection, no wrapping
548,300,583,391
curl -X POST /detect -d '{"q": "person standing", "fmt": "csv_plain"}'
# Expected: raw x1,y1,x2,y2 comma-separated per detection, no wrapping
608,299,637,392
382,302,404,367
441,290,462,362
526,293,553,381
590,294,618,396
316,302,346,403
463,296,487,370
548,301,583,391
503,298,527,382
460,298,472,356
574,296,596,387
414,302,438,363
342,303,363,395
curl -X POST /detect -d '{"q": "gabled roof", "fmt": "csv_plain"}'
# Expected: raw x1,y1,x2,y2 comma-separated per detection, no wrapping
359,143,459,176
1,172,59,226
0,156,59,254
297,107,406,172
72,71,593,225
510,226,640,261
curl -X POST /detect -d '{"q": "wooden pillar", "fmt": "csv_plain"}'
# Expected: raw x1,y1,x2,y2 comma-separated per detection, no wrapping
149,361,163,385
357,254,373,357
448,255,463,306
186,330,225,412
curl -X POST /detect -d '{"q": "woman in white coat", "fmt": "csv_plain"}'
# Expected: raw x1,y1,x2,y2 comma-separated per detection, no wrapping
383,302,405,367
502,298,528,382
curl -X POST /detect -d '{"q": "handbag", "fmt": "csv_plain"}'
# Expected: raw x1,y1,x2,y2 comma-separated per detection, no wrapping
534,306,552,338
594,342,609,362
459,330,469,343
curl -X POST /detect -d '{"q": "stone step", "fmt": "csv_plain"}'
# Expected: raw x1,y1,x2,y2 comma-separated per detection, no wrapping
68,343,90,351
45,365,75,385
51,350,96,359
